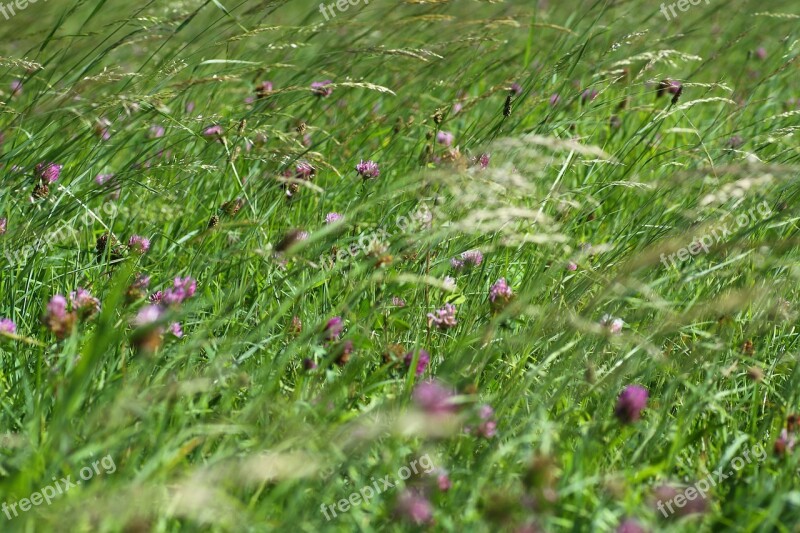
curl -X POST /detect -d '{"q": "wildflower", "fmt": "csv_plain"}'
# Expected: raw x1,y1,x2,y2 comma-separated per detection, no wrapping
325,212,343,224
412,380,458,414
450,249,483,270
600,314,624,334
70,287,101,318
324,316,343,340
475,153,490,169
436,131,454,146
303,357,317,370
186,101,195,113
203,125,223,138
489,278,513,309
133,305,163,327
404,349,430,377
475,404,497,438
394,490,433,525
220,198,245,217
566,261,578,271
274,229,308,252
427,303,457,329
755,47,767,60
549,93,561,106
334,339,354,365
774,428,796,456
10,79,22,96
36,162,62,183
255,81,274,98
614,385,648,424
95,117,112,140
95,173,114,186
126,273,150,301
391,296,406,308
656,79,682,99
163,277,197,305
149,291,164,304
510,82,523,95
168,322,183,338
580,88,599,103
149,124,165,138
128,235,151,254
311,80,333,97
355,159,380,179
290,315,303,335
295,161,316,179
442,276,456,291
0,217,6,235
435,469,451,491
43,295,77,339
0,318,16,335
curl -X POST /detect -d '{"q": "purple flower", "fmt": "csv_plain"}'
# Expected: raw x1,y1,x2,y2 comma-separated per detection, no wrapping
149,291,164,304
163,277,197,305
168,322,183,338
128,235,151,254
47,295,68,321
566,261,578,271
617,519,646,533
186,101,195,113
311,80,333,97
44,295,76,339
412,380,458,414
295,161,316,179
10,79,22,96
755,47,767,60
657,80,682,98
489,278,513,307
355,159,380,179
149,124,165,138
436,131,454,146
395,490,433,525
324,316,343,340
95,173,114,186
325,212,343,224
0,217,6,235
132,274,150,290
450,249,483,270
614,385,648,424
70,287,101,317
0,318,16,335
581,89,599,103
427,303,457,329
510,82,523,95
476,153,490,169
436,470,451,491
728,135,744,149
203,125,223,137
256,81,274,98
36,162,62,183
549,93,562,106
303,357,317,370
404,349,430,377
134,305,163,327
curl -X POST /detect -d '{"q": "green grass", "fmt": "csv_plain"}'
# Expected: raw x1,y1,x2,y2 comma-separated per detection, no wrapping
1,0,800,530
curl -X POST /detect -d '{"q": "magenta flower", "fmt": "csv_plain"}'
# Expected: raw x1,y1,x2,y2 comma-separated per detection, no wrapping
311,80,333,97
255,81,274,98
163,277,197,305
324,316,343,340
355,159,380,179
395,490,433,525
617,519,646,533
755,47,767,60
95,173,114,186
489,278,513,308
581,88,599,103
404,349,430,377
549,93,562,106
0,217,6,235
566,261,578,271
657,80,682,98
476,153,490,169
614,385,648,424
325,212,343,224
303,357,317,370
44,295,76,339
128,235,151,254
149,291,164,304
436,131,454,146
295,161,316,179
427,303,457,329
36,162,62,183
168,322,183,338
10,79,22,96
0,318,16,335
70,287,101,318
436,470,452,491
412,380,458,414
510,82,523,95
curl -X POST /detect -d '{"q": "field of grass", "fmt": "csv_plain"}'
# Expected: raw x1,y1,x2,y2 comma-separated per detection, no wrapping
1,0,800,530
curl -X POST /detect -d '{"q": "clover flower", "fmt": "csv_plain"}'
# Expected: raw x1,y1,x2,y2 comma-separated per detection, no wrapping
412,380,458,414
43,295,77,339
427,303,457,329
489,278,513,309
325,212,343,224
128,235,151,254
395,490,433,525
311,80,333,97
404,349,430,377
0,217,6,235
36,162,62,183
355,159,380,179
601,314,624,334
0,318,16,335
614,385,648,424
70,287,101,318
324,316,343,340
436,131,454,146
450,249,483,270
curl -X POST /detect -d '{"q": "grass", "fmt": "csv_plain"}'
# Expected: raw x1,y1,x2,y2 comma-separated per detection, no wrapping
1,0,800,530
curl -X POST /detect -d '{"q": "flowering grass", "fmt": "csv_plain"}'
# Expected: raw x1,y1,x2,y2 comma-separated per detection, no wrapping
1,0,800,530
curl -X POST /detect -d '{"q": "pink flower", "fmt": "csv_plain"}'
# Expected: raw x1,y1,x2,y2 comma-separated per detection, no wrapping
355,159,380,179
412,380,458,414
436,131,454,146
566,261,578,271
36,162,62,183
324,316,343,340
404,349,430,377
44,295,76,339
168,322,183,338
755,47,767,60
395,490,433,525
10,79,22,96
614,385,648,424
450,249,483,270
391,296,406,307
0,318,16,335
70,287,101,318
203,125,223,137
163,277,197,305
128,235,151,254
601,314,624,334
95,173,114,186
436,470,451,491
95,117,112,140
311,80,333,97
427,303,457,329
549,93,561,106
0,217,6,235
489,278,513,308
325,212,343,224
134,305,163,327
149,125,165,138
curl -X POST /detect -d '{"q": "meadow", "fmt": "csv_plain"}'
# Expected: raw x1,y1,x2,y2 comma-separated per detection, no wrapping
1,0,800,530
